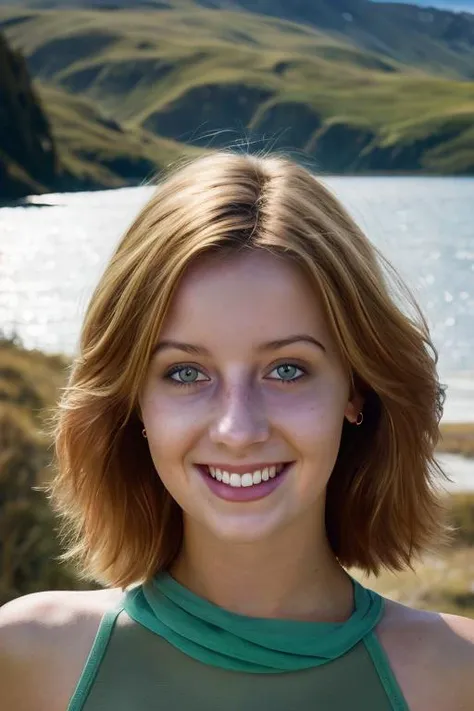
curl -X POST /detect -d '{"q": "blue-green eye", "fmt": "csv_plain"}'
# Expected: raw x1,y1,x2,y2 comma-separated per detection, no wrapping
166,365,207,386
268,363,306,384
165,362,307,388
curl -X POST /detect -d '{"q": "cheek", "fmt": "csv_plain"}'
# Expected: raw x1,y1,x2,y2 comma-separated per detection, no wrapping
140,390,201,464
282,390,346,498
271,380,348,448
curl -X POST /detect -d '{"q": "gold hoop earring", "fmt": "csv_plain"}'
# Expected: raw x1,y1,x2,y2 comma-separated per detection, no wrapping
355,412,364,426
142,428,147,439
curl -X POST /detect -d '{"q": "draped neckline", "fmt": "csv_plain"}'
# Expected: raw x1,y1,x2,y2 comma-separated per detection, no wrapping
123,571,385,674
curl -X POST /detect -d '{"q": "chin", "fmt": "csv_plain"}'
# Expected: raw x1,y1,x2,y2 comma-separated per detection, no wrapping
200,511,289,545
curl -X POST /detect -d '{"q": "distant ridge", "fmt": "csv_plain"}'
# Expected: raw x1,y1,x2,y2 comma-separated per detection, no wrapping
1,0,473,197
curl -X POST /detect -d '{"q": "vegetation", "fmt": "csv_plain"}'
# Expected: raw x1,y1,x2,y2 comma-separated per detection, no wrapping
2,0,474,81
0,1,473,198
37,83,201,190
0,27,201,197
439,422,474,458
1,334,474,617
0,335,96,604
354,545,474,618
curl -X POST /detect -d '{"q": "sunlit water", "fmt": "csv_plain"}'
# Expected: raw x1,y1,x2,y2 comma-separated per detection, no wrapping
1,176,473,487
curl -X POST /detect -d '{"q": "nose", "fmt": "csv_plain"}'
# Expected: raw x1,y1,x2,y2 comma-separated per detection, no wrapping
208,382,270,451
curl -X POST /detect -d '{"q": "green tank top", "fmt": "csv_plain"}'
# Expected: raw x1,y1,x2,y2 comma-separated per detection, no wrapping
66,572,410,710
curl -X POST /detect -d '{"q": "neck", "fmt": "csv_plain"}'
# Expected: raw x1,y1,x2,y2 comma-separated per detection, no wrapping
170,513,354,623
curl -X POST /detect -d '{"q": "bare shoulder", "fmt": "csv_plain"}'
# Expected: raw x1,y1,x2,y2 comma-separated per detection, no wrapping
377,596,474,711
0,587,124,711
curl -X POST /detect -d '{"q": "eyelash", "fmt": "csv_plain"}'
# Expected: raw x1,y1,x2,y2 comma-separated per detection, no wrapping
164,362,308,389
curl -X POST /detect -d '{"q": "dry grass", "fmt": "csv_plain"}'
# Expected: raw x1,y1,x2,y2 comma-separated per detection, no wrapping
353,546,474,619
438,422,474,459
0,335,89,602
352,488,474,619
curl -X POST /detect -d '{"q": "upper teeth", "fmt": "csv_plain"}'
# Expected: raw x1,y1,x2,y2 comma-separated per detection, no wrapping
208,464,285,487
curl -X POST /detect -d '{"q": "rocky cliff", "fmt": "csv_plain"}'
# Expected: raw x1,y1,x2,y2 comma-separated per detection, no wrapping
0,31,59,199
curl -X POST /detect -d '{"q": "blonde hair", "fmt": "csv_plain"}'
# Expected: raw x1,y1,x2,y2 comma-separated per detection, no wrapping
48,150,448,588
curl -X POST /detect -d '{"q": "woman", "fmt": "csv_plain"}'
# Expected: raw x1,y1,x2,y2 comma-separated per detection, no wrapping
1,151,473,711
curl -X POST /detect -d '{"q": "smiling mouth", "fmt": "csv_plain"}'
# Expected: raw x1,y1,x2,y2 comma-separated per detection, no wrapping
197,463,293,489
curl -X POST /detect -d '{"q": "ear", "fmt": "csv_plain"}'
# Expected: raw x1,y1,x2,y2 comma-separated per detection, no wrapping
344,389,365,425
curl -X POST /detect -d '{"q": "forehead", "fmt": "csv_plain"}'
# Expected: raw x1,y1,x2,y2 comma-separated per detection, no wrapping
158,249,333,349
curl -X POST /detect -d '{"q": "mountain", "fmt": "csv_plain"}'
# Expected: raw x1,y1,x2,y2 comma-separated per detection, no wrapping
202,0,474,80
0,27,197,199
33,84,199,193
375,1,474,12
2,0,474,79
0,0,473,196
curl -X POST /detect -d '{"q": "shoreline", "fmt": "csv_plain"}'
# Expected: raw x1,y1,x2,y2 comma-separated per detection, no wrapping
1,173,473,209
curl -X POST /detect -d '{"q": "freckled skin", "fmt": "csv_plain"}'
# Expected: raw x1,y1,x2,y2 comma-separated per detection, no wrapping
139,250,362,543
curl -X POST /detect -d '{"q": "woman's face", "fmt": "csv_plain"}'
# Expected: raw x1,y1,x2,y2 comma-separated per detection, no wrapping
139,249,362,543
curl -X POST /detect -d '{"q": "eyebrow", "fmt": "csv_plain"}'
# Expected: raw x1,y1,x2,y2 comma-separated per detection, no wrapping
152,335,326,356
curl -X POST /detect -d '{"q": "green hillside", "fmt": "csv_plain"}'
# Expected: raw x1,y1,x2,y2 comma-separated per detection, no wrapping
2,0,474,80
0,25,200,197
36,83,201,189
1,2,473,189
215,0,474,82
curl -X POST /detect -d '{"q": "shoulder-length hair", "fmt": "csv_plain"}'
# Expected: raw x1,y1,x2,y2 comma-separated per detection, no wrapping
48,150,448,588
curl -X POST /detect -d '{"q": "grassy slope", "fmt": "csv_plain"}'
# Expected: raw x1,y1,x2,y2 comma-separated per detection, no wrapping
231,0,474,81
3,0,474,82
1,5,474,176
0,337,82,601
38,83,202,188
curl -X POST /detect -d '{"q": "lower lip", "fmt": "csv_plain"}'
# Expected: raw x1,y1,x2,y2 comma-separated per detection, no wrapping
195,464,293,502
